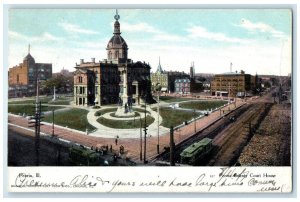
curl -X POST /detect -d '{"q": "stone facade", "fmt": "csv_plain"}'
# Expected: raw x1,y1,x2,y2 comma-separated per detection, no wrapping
8,46,52,97
73,11,152,106
150,58,169,92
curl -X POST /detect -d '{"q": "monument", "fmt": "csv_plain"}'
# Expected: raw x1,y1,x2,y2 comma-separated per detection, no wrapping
115,66,135,117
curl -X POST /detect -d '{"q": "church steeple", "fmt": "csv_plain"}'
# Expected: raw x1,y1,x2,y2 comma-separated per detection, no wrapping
156,57,163,73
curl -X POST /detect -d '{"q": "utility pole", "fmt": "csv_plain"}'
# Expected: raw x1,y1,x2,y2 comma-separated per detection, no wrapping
143,99,147,164
52,110,55,136
140,115,143,161
194,108,196,133
35,79,40,166
156,83,161,154
170,126,175,166
157,91,160,154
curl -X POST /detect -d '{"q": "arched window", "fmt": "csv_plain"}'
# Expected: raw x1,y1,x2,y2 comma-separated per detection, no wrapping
115,51,119,59
108,51,112,59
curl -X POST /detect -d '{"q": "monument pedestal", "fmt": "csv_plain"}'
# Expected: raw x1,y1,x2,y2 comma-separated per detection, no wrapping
115,106,135,117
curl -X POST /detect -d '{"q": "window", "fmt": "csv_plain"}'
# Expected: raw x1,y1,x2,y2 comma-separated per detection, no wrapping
78,76,83,83
17,74,19,83
115,51,119,59
95,73,99,83
79,86,85,94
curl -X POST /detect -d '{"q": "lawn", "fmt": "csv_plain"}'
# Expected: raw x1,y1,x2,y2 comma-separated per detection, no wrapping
94,108,117,116
8,104,63,116
9,96,73,105
47,99,72,105
179,100,227,110
94,107,149,117
153,108,201,128
159,96,195,103
43,108,96,132
97,115,154,129
8,97,52,104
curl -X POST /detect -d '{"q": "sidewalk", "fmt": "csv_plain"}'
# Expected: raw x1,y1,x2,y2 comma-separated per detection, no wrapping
86,105,169,138
8,99,245,162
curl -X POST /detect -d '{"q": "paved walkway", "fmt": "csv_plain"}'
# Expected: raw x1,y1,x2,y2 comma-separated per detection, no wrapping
8,99,245,162
86,105,169,138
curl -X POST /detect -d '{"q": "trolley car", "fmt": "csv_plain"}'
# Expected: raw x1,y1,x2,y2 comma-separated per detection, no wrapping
69,145,104,166
180,138,213,165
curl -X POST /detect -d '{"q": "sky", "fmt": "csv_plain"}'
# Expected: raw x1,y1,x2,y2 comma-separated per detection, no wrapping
8,9,292,75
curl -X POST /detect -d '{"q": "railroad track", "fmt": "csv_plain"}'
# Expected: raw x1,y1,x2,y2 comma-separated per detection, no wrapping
154,103,252,163
208,103,272,166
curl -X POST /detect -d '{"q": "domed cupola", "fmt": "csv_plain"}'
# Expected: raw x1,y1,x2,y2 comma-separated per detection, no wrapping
106,10,128,62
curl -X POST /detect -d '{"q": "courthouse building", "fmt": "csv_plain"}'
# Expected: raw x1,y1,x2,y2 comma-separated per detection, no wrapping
8,46,52,97
73,11,153,106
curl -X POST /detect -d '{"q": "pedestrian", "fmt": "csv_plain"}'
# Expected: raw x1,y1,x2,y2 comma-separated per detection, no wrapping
115,138,118,145
110,145,113,152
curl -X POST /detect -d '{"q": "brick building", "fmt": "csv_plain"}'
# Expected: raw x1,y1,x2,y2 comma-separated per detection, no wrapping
210,71,257,97
73,11,152,106
8,46,52,97
175,78,191,94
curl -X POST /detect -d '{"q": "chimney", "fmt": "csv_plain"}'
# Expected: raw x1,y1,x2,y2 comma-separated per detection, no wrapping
91,58,95,63
80,59,84,64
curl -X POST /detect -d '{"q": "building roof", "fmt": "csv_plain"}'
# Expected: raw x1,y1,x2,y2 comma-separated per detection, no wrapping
107,11,128,50
23,53,35,62
107,34,128,49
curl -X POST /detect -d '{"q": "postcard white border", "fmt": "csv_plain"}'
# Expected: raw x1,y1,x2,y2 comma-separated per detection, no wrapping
2,0,299,200
8,167,292,193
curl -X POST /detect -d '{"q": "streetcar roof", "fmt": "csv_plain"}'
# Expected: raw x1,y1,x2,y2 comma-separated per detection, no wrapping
70,146,98,157
180,138,212,157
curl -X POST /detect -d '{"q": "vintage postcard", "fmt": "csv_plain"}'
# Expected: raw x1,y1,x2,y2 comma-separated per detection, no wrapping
6,7,293,193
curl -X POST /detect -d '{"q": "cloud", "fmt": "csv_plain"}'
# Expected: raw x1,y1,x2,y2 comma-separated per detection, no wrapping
235,18,287,38
58,22,99,35
152,33,184,42
186,25,249,44
119,21,184,42
120,22,162,34
9,31,63,42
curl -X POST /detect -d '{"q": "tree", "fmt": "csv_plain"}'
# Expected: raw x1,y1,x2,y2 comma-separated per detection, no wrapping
42,74,73,95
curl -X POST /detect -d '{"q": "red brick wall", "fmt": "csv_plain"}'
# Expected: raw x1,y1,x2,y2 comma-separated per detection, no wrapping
9,64,28,85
